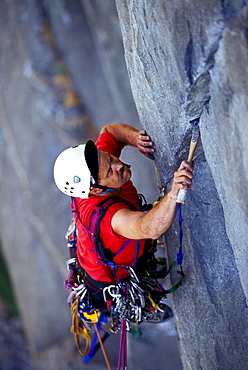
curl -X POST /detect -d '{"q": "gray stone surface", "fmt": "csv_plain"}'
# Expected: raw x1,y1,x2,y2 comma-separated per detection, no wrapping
2,0,248,369
115,0,248,368
0,0,175,369
44,0,158,202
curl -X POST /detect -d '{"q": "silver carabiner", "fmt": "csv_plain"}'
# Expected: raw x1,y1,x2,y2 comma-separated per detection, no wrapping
128,266,140,283
130,280,144,295
103,285,120,302
76,286,87,299
138,292,146,308
138,306,142,322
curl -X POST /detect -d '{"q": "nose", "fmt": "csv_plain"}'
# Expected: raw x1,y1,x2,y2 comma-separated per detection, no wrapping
112,161,123,172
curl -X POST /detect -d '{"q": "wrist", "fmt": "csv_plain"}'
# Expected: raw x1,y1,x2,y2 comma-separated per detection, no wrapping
167,190,178,201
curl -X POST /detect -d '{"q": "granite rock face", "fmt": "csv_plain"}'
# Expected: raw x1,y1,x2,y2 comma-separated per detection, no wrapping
116,0,248,368
44,0,158,201
1,0,248,368
0,0,158,368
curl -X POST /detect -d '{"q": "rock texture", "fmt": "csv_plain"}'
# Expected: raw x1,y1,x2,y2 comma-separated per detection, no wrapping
44,0,158,201
0,0,163,369
1,0,248,368
115,0,248,368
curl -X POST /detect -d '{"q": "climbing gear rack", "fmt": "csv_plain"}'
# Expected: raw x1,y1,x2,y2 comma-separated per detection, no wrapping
64,195,186,370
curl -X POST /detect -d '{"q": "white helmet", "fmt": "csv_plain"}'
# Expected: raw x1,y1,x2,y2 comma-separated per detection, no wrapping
53,141,99,199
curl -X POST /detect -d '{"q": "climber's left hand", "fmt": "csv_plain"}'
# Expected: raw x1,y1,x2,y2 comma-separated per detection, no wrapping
137,130,155,160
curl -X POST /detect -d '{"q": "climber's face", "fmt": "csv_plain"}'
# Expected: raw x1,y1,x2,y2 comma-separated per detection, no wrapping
97,150,131,190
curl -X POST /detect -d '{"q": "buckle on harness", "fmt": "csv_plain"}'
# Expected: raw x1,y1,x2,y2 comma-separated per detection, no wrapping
66,257,77,271
65,219,76,240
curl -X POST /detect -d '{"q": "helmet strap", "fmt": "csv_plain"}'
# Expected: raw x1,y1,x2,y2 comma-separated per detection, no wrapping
90,182,117,195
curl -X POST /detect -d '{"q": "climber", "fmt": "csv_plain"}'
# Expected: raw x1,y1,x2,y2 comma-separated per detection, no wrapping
53,123,193,307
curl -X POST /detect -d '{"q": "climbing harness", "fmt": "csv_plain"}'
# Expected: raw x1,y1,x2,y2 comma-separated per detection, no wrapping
64,194,185,369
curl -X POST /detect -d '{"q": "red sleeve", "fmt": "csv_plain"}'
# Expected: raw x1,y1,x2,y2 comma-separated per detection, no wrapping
95,132,123,158
100,202,132,241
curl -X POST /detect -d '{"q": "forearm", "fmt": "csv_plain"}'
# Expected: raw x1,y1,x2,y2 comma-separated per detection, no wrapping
111,190,178,240
111,161,193,240
139,191,178,239
100,123,139,147
132,161,194,239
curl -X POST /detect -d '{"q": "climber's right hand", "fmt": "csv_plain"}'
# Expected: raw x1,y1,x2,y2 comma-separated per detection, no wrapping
171,161,194,196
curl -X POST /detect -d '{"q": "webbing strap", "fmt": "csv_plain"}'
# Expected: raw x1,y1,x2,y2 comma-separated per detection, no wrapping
163,262,185,294
114,239,131,257
133,240,139,267
88,197,138,278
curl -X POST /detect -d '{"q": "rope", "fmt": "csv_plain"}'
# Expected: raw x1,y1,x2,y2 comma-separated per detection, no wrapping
69,295,91,356
118,319,127,370
177,203,184,265
93,323,112,370
156,203,185,294
83,312,110,364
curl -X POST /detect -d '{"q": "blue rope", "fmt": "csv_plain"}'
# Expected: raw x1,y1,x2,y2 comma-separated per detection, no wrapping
177,203,184,265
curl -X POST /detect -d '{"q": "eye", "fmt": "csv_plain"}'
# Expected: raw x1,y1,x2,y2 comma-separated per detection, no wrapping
107,154,113,176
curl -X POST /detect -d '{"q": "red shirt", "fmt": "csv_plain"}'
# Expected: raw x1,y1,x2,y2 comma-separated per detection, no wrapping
72,132,145,282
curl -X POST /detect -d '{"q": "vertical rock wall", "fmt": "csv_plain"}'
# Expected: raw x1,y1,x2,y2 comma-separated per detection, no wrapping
115,0,248,368
0,0,158,368
0,0,93,364
43,0,158,200
2,0,248,368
